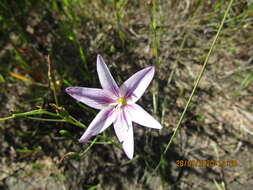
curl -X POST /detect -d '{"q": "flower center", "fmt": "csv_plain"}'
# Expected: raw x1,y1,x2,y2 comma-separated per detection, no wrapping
117,97,127,107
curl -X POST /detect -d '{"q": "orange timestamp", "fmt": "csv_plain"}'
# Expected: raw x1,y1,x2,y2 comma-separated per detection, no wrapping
176,160,238,167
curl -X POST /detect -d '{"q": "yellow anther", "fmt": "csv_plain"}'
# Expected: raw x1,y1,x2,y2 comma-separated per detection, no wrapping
117,97,127,106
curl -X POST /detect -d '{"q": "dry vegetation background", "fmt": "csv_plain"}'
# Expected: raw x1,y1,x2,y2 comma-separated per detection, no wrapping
0,0,253,189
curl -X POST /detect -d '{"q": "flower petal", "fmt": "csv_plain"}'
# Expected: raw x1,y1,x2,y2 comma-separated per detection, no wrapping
120,66,154,102
113,108,134,159
66,87,116,110
126,103,162,129
79,107,116,142
97,54,119,96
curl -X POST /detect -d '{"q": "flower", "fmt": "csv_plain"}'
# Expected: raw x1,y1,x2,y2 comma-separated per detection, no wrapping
66,55,162,159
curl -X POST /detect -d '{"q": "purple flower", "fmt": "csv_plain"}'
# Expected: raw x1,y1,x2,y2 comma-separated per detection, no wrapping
66,55,162,159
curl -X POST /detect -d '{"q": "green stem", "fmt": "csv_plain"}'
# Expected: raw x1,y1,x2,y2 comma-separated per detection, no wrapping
47,55,59,106
0,109,60,122
80,137,98,156
0,116,14,122
154,0,235,172
66,115,87,129
0,108,85,128
25,117,66,122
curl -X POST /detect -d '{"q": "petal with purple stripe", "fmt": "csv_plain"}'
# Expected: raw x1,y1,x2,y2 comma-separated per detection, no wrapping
66,87,116,110
126,103,162,129
113,108,134,159
79,107,116,142
120,66,154,102
97,54,120,96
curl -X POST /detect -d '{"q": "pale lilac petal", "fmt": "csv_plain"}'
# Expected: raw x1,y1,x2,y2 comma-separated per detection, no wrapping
79,107,116,142
113,108,134,159
97,55,120,96
126,104,162,129
66,87,116,110
122,124,134,159
120,66,154,102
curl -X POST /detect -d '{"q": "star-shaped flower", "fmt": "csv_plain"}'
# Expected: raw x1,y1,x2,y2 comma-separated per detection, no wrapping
66,55,162,159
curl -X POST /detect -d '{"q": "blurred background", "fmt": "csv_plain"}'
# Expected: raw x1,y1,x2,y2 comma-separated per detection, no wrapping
0,0,253,189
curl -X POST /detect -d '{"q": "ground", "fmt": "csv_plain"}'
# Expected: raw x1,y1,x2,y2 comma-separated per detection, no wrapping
0,0,253,189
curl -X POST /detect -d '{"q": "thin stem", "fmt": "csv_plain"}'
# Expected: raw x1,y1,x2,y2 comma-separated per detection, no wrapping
0,109,60,122
47,55,59,106
25,117,66,122
0,116,14,122
80,137,98,156
154,0,235,173
66,115,87,129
